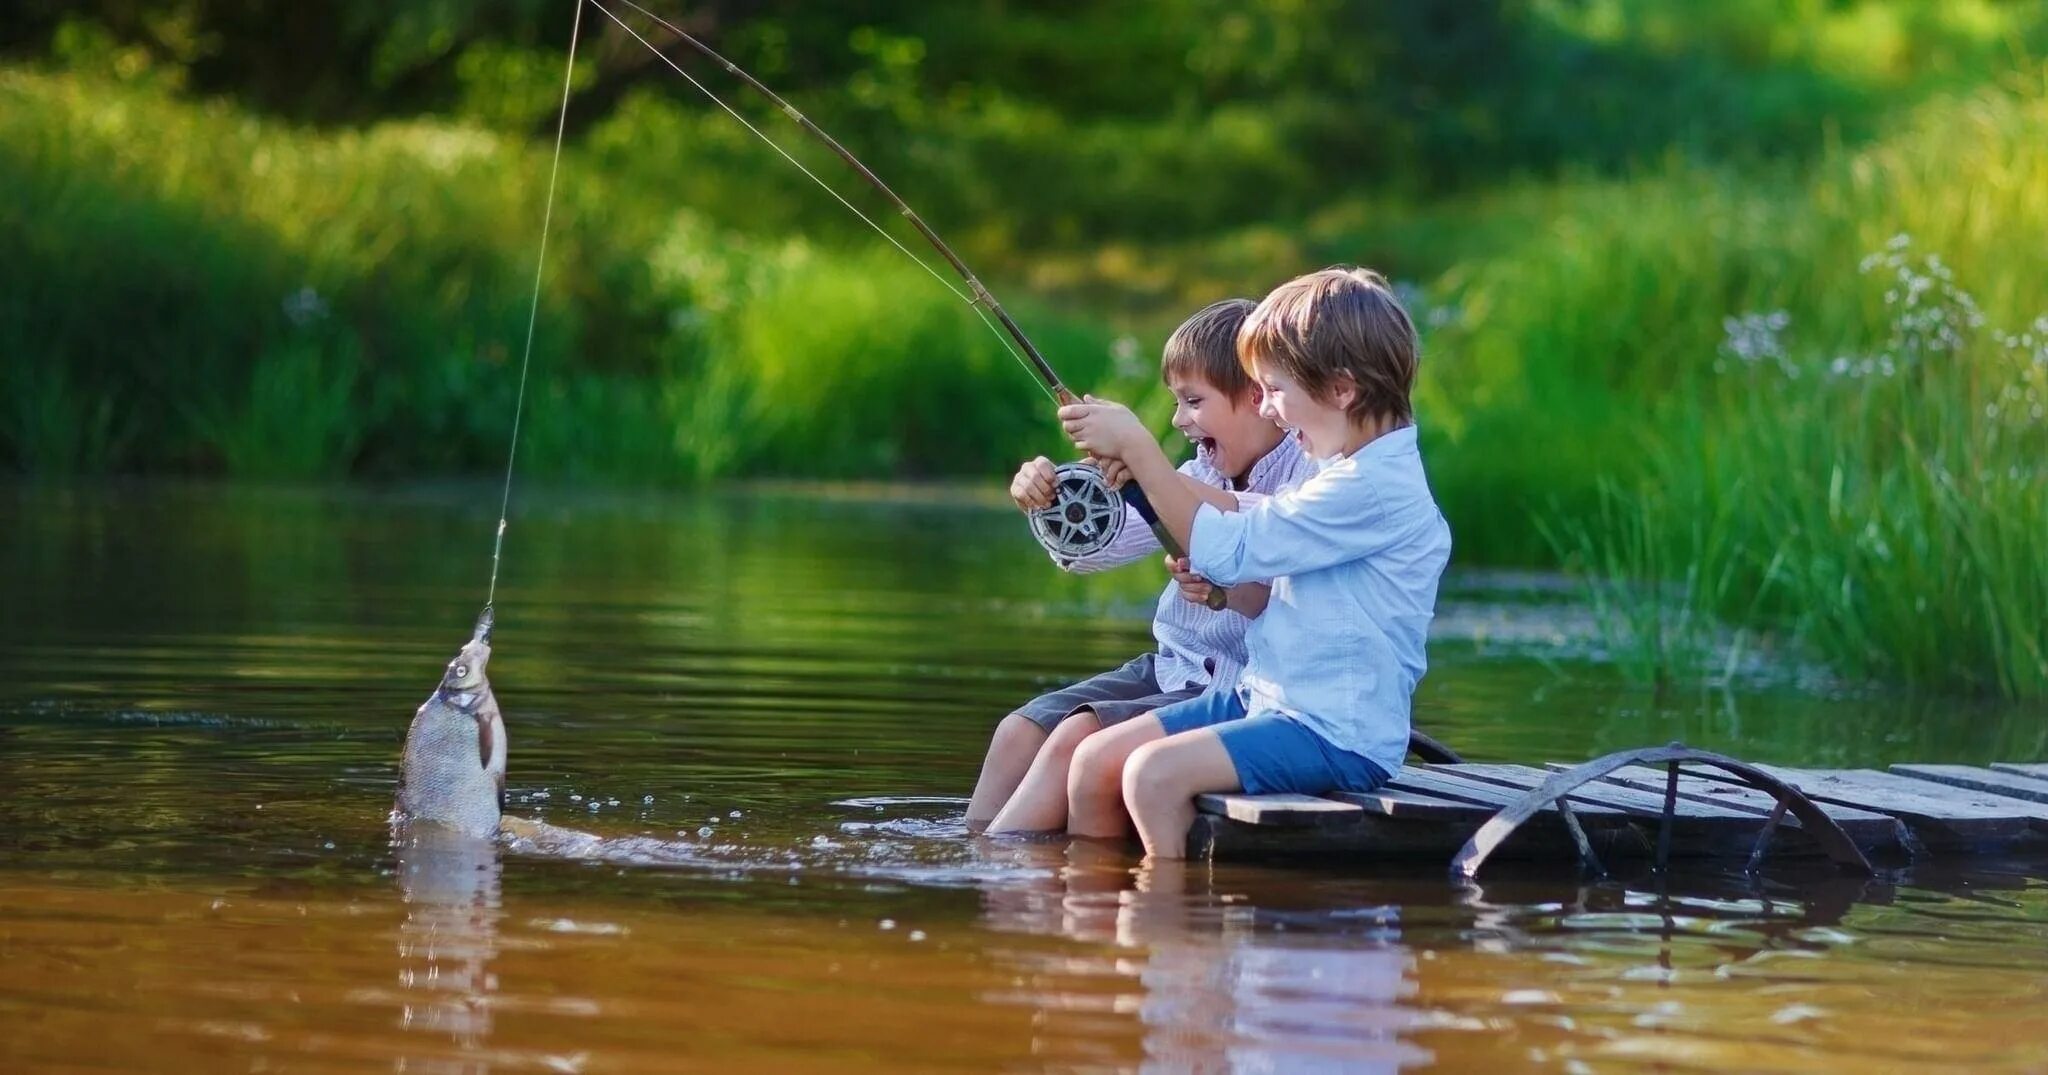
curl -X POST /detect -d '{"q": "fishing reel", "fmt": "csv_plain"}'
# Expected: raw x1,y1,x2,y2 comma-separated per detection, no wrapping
1025,460,1231,610
1027,461,1127,566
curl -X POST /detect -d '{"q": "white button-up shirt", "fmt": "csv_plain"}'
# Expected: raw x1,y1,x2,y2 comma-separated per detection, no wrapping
1059,434,1315,693
1187,426,1451,778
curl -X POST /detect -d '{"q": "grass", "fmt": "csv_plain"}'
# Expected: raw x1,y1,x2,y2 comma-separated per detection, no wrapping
1544,240,2048,698
0,68,1127,486
2,63,2046,698
1414,74,2048,565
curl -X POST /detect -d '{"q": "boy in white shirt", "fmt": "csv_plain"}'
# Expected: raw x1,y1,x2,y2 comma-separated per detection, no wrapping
1059,267,1452,858
966,299,1315,834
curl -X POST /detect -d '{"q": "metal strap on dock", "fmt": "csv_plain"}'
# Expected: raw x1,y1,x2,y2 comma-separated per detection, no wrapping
1450,743,1874,881
1407,729,1464,765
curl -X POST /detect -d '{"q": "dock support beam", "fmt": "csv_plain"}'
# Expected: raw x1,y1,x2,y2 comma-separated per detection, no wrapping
1408,729,1464,765
1450,744,1874,881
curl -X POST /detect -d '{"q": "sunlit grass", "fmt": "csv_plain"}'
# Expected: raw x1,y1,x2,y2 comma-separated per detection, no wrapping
1419,77,2048,565
4,64,2046,698
0,69,1121,483
1548,241,2048,698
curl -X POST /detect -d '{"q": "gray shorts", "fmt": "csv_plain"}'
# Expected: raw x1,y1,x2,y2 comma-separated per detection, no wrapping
1015,653,1201,734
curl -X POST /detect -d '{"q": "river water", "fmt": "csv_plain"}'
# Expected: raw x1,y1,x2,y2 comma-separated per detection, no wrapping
2,481,2043,1072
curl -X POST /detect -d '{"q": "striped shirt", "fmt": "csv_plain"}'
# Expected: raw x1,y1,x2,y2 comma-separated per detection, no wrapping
1055,434,1315,693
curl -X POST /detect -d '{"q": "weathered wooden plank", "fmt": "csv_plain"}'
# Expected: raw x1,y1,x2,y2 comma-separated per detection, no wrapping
1561,762,1891,821
1388,766,1655,862
1991,762,2048,780
1889,764,2048,805
1195,783,1506,828
1388,767,1628,818
1195,792,1362,828
1752,766,2048,847
1439,761,1809,860
1447,763,1756,820
1329,786,1498,825
1577,763,1904,852
1188,812,1498,861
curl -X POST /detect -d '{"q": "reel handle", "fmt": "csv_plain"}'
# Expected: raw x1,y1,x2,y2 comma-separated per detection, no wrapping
1118,482,1231,612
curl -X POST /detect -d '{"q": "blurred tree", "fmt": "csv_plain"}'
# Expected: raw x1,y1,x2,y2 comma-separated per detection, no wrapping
4,0,2039,237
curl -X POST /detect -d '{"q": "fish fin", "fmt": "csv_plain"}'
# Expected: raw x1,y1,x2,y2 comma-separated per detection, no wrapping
475,711,494,771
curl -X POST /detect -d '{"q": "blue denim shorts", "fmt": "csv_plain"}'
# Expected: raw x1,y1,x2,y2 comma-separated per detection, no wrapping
1154,689,1390,796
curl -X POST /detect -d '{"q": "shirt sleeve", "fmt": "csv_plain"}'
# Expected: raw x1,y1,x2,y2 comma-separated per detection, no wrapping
1187,462,1406,586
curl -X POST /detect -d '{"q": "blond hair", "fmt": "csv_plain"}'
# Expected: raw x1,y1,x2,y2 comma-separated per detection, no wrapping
1161,298,1257,402
1237,267,1417,424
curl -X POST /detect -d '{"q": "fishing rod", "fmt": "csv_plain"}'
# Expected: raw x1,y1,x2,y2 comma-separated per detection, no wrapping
525,0,1226,607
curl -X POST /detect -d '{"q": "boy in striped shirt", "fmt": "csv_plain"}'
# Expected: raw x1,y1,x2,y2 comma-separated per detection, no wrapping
967,298,1315,834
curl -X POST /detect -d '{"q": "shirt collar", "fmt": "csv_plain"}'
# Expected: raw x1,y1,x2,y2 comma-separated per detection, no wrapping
1359,423,1419,459
1244,431,1306,489
1314,423,1418,470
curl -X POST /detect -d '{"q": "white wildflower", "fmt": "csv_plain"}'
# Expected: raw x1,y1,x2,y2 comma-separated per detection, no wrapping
282,286,329,327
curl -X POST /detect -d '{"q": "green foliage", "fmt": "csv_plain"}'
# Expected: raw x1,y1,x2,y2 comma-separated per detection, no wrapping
1546,242,2048,699
1539,472,1764,697
0,352,131,475
3,0,2047,699
180,330,367,479
708,248,1118,476
11,1,2041,257
1418,79,2048,564
1404,80,2048,697
0,69,1132,485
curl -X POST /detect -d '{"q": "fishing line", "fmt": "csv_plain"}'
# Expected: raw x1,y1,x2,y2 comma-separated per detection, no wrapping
582,0,1188,583
589,0,1058,404
487,0,587,610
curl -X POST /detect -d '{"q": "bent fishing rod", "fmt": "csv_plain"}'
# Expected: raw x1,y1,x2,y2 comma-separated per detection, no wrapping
494,0,1227,613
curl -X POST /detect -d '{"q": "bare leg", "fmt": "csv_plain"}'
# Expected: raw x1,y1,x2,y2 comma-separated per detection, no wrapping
1065,714,1168,840
987,711,1102,834
965,713,1048,832
1121,730,1240,859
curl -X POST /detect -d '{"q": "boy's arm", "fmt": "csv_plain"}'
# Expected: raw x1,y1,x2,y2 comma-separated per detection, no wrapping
1067,465,1233,574
1187,467,1421,587
1058,400,1210,550
1167,556,1271,618
1171,471,1242,513
1118,442,1206,553
1225,581,1273,618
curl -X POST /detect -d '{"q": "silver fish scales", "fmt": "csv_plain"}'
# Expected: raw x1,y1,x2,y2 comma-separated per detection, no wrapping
395,608,507,839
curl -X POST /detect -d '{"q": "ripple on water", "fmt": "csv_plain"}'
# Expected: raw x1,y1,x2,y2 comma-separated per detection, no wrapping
3,481,2047,1072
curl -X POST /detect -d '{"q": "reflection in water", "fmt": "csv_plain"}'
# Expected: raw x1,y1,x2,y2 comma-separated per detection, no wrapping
4,483,2048,1072
978,844,1427,1072
964,828,2012,1073
393,824,503,1074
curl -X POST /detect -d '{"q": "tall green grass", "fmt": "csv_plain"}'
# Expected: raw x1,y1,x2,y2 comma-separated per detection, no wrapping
1416,78,2048,698
1418,75,2048,565
0,70,1123,483
5,64,2046,698
1539,240,2048,699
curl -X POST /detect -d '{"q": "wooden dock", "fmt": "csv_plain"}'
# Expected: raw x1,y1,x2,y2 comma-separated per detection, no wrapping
1191,755,2048,872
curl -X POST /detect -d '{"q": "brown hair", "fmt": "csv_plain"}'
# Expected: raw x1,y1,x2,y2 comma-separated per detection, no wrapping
1237,267,1418,424
1161,298,1258,403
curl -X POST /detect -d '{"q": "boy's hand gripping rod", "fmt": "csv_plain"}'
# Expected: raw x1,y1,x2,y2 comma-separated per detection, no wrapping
583,0,1228,610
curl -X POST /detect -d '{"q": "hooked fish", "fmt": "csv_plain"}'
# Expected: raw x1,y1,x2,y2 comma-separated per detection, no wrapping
395,607,507,839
